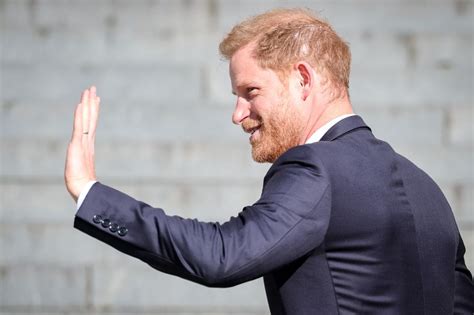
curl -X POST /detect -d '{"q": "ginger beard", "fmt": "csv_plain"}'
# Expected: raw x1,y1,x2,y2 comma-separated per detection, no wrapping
242,94,305,163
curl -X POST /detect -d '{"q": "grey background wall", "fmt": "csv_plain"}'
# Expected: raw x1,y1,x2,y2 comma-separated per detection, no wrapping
0,0,472,314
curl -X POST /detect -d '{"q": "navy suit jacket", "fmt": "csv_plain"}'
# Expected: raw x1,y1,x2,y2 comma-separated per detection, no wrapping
74,115,474,314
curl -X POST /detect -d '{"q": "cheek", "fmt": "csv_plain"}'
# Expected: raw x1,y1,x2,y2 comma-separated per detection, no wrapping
253,95,281,118
248,100,266,120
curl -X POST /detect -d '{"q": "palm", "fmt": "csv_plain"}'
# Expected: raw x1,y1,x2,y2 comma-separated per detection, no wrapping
64,86,100,201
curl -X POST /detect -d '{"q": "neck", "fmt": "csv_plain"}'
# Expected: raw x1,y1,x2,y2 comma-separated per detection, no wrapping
301,94,353,144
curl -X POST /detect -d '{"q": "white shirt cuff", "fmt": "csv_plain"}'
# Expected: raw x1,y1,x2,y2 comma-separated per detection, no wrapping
76,180,98,210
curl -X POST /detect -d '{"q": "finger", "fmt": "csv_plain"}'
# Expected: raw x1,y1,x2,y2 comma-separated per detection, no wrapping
88,86,97,134
82,89,90,134
89,94,100,138
90,85,96,97
72,101,83,140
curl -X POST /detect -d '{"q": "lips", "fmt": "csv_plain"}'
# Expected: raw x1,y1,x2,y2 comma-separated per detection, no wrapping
246,124,262,142
248,125,261,135
242,119,263,142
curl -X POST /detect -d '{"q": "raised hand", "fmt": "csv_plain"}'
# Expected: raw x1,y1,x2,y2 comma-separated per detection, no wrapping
65,86,100,201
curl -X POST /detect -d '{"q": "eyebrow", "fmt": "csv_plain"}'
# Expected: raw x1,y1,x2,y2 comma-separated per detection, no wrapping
231,81,259,95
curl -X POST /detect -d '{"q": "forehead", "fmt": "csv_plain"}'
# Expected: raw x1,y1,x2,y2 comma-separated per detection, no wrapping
229,45,282,90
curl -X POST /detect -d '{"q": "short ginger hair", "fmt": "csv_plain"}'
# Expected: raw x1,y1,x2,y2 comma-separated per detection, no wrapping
219,8,351,92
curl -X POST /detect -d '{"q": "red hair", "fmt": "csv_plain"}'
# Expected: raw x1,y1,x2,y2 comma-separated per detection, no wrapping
219,8,351,94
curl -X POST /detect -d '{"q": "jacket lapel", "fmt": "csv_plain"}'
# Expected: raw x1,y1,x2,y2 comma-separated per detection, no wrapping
320,115,371,142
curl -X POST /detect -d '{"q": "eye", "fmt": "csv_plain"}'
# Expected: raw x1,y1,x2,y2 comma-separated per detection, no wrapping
247,87,258,97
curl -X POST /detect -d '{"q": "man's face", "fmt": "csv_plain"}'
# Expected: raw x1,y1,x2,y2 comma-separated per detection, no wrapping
230,45,304,163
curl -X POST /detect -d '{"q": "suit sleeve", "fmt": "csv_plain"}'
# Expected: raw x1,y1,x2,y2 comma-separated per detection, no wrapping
453,234,474,313
73,146,331,287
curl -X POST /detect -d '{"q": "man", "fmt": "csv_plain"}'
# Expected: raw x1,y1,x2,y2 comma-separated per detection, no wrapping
65,8,474,314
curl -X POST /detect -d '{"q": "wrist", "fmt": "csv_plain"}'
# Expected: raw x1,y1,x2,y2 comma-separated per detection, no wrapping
66,178,96,202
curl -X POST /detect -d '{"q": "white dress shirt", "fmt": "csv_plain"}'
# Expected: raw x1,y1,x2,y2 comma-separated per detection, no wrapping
76,180,97,209
76,114,355,209
305,114,355,144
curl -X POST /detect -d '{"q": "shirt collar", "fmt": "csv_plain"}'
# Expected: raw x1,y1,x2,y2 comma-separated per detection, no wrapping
305,114,356,144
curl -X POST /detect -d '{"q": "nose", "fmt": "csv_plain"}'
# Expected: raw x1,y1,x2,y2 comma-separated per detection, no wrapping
232,96,250,125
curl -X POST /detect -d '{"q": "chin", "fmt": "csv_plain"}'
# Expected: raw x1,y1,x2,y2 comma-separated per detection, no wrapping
249,124,303,163
251,143,289,163
251,152,275,163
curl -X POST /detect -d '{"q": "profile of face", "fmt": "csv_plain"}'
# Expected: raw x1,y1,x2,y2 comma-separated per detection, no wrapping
230,45,305,163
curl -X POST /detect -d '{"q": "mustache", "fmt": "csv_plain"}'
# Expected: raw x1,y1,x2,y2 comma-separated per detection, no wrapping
241,117,263,133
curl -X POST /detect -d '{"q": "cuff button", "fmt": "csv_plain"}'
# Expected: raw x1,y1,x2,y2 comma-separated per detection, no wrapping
109,223,119,233
118,226,128,236
92,215,103,224
101,219,111,228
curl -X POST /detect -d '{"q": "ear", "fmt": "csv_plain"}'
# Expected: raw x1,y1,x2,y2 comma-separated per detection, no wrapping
294,61,315,101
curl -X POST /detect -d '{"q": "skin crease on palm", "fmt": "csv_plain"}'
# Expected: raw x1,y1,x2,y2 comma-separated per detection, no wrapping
65,42,354,200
